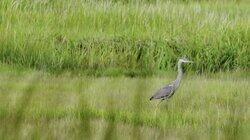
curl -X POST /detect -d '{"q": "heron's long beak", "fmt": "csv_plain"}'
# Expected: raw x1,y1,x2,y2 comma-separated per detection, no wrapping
185,60,193,63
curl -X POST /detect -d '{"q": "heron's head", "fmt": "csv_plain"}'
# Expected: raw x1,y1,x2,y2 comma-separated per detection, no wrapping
179,58,193,63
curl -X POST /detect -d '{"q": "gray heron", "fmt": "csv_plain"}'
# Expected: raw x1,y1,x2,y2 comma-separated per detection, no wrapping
150,58,192,101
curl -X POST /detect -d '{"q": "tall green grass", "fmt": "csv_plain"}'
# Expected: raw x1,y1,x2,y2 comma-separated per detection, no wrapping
0,64,249,139
0,0,249,75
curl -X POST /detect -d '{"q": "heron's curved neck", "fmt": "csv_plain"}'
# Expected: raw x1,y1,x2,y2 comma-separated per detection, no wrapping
176,61,183,82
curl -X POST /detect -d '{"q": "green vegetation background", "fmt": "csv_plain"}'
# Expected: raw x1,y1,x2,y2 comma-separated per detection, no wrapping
0,1,249,139
0,0,249,76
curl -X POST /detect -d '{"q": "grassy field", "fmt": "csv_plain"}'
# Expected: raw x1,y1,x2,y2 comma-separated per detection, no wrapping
0,0,249,75
0,0,249,140
0,64,249,139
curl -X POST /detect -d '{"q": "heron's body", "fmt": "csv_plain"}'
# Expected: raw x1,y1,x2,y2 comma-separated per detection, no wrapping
150,58,192,101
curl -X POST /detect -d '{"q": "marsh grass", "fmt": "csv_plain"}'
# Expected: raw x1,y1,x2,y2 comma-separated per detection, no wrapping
0,0,249,75
0,0,249,139
0,65,249,139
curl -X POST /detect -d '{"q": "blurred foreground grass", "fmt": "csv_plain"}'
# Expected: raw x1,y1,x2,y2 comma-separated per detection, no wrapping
0,64,249,140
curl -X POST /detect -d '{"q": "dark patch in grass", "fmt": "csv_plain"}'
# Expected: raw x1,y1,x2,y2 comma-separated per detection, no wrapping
0,36,248,76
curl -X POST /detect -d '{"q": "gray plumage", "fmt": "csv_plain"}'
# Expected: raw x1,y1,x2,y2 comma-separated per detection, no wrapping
150,58,192,101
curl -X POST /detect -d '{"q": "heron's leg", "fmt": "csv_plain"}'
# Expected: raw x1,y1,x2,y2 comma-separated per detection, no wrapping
153,99,163,117
156,99,164,107
154,103,159,118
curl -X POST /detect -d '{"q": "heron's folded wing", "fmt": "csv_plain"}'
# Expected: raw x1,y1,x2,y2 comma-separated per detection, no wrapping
152,84,174,99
